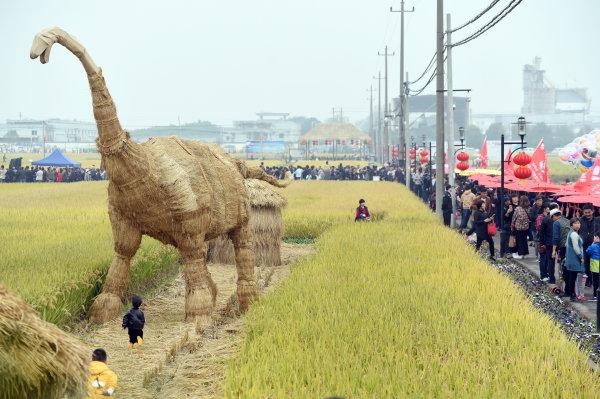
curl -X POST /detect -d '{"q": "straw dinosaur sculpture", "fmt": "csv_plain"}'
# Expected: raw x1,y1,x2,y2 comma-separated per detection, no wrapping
30,27,287,324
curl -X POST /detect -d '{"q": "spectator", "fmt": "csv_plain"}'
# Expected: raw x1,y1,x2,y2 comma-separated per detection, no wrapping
586,235,600,301
465,199,495,261
442,184,452,226
355,199,371,222
536,203,550,280
565,218,585,301
35,167,43,182
511,195,530,260
541,207,561,283
460,184,476,230
578,204,600,287
0,164,5,183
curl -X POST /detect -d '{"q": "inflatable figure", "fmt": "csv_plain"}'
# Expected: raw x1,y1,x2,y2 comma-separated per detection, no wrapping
558,131,600,173
30,27,287,323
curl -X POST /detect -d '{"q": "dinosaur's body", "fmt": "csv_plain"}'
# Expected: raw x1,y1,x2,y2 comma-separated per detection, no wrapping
30,27,285,323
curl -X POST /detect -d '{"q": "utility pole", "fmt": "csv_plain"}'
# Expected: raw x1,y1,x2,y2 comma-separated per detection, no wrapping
435,0,444,221
446,13,456,227
332,107,336,121
340,107,343,122
369,85,374,160
378,46,395,163
374,73,383,163
390,1,414,170
404,72,411,188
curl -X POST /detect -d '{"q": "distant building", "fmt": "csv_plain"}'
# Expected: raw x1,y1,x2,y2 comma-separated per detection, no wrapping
522,56,590,116
130,113,302,156
395,95,471,132
0,118,98,151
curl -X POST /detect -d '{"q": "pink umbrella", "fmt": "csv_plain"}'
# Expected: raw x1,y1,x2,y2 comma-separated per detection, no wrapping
556,195,599,204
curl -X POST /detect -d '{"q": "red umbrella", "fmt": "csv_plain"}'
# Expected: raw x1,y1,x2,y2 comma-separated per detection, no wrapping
556,195,599,204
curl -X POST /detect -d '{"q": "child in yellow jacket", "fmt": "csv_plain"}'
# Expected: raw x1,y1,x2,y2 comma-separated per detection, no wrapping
87,348,117,398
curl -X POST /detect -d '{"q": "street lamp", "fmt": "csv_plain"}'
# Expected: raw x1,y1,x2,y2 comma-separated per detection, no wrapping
499,116,529,253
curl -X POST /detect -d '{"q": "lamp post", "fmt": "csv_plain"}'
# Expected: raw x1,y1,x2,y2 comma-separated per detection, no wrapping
500,116,528,234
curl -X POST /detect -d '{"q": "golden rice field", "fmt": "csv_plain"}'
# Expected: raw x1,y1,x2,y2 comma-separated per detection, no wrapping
0,182,177,325
3,178,600,396
0,180,398,325
225,202,600,397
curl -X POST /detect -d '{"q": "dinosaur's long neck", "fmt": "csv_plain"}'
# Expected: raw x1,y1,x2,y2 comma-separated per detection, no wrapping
88,70,148,185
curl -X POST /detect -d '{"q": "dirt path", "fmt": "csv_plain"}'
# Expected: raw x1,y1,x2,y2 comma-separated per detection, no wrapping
75,243,314,399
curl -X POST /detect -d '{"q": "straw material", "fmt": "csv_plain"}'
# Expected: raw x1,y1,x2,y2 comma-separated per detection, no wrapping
301,122,371,141
0,284,87,399
208,179,287,267
28,27,289,323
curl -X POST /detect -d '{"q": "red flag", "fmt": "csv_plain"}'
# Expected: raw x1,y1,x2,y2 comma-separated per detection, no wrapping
504,146,513,177
575,157,600,194
480,136,488,168
529,139,550,183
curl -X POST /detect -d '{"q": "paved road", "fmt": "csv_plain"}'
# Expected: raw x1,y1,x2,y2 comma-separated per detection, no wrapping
491,235,598,323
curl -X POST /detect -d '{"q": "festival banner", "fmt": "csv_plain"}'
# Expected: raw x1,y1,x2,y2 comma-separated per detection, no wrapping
480,136,488,168
529,139,549,183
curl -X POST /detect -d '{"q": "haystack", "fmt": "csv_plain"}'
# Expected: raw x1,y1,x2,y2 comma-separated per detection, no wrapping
0,284,88,399
208,178,288,266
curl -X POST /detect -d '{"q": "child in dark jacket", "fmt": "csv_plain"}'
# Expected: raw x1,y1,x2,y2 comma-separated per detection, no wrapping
586,236,600,300
122,295,145,351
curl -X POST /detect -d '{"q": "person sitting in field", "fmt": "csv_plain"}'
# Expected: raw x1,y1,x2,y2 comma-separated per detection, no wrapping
355,199,371,222
88,348,117,398
122,295,145,351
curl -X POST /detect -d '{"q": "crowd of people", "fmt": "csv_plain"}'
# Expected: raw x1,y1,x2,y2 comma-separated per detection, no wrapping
262,162,406,183
0,165,106,183
410,173,600,303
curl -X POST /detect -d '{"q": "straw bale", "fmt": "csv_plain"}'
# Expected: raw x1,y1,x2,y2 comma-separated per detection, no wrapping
0,284,87,399
208,179,287,266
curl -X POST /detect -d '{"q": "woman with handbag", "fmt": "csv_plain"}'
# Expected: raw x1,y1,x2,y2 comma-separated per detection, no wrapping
511,196,530,260
465,200,495,261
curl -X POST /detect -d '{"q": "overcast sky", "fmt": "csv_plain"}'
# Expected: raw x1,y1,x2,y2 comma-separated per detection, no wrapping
0,0,597,128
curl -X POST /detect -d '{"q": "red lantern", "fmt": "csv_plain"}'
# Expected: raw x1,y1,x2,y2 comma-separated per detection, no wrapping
456,151,469,162
392,147,399,157
514,166,532,180
420,156,429,164
410,153,416,160
420,150,429,157
456,161,469,171
513,151,532,166
409,148,416,155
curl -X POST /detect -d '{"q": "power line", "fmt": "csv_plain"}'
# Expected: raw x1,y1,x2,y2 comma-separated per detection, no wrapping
449,0,501,33
408,51,436,84
451,0,525,48
407,54,447,96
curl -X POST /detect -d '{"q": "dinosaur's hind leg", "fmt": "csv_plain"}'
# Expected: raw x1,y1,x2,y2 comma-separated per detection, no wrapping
229,225,258,312
179,234,217,321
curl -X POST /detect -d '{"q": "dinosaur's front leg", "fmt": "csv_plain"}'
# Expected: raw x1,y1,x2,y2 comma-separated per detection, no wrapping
180,235,217,321
89,217,141,324
230,225,258,312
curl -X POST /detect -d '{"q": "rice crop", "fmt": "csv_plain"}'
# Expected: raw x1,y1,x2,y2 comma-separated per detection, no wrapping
225,187,600,397
0,182,177,325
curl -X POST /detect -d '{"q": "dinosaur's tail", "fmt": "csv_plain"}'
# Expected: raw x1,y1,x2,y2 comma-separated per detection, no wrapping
235,159,291,188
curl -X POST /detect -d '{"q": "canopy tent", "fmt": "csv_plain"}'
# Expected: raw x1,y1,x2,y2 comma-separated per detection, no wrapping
300,123,372,145
31,149,81,167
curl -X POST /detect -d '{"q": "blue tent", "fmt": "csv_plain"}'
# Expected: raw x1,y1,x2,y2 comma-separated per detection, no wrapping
31,149,81,167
